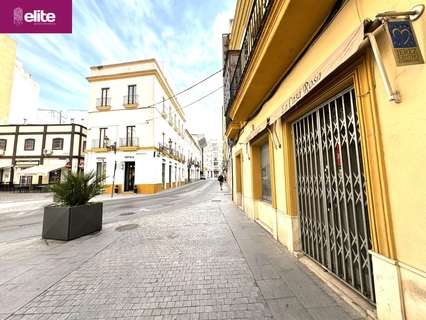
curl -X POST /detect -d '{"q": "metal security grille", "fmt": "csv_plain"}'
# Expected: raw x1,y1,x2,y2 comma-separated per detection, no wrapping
293,87,375,302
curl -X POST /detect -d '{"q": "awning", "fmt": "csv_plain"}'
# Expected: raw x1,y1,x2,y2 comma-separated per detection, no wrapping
19,160,67,175
242,20,369,143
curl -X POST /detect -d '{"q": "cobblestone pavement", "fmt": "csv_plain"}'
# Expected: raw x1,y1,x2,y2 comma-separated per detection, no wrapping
0,183,367,319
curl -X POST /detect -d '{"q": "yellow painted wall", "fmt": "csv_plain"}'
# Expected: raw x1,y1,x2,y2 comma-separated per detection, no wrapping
230,0,426,273
358,0,426,273
0,35,16,124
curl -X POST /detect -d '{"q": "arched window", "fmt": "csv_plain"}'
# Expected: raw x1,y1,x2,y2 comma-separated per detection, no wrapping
52,138,64,150
24,138,35,151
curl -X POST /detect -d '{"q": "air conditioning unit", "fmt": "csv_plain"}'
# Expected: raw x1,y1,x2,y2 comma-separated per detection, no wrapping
43,148,53,156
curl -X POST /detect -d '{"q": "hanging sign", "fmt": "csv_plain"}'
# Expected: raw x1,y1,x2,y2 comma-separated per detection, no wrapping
386,19,424,66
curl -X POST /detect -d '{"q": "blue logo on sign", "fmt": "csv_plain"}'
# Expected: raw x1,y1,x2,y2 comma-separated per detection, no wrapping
387,20,416,48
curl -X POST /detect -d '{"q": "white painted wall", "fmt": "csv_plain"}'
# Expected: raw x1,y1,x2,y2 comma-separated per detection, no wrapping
85,60,202,188
8,61,40,124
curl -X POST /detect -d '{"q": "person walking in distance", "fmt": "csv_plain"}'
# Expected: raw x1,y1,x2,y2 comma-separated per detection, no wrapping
218,173,224,191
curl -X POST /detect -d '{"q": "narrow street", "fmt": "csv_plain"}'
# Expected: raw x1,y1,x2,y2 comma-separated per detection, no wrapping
0,180,213,244
0,181,363,320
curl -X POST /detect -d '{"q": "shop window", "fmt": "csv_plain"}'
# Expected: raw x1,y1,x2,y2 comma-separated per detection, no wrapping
251,133,274,205
20,176,32,186
260,142,272,202
52,138,64,150
24,139,35,151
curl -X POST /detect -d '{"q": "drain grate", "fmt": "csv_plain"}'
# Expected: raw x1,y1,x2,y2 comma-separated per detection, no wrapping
119,212,136,216
115,224,139,232
211,199,221,202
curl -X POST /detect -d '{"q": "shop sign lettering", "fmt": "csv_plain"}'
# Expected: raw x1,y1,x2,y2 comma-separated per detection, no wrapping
283,72,322,111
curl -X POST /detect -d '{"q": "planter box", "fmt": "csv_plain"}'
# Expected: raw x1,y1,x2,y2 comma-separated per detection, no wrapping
42,202,103,241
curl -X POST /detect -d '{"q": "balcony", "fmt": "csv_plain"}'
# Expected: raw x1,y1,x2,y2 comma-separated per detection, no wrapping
90,139,108,152
123,95,139,109
223,0,338,137
96,97,111,111
223,0,274,118
119,137,139,149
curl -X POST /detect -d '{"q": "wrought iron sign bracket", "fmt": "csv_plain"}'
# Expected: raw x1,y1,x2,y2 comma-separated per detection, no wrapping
368,4,425,103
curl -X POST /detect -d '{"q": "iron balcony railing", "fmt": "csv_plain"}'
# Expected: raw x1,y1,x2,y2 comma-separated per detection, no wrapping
123,95,139,105
91,139,107,148
224,0,274,117
119,137,139,147
96,97,111,107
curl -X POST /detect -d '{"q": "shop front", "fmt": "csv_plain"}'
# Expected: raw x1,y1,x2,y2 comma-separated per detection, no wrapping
226,1,426,318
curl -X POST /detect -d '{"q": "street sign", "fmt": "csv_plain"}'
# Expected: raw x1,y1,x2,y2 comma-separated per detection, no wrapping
386,19,424,66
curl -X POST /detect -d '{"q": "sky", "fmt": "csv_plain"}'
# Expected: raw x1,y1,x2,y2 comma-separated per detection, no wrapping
11,0,236,140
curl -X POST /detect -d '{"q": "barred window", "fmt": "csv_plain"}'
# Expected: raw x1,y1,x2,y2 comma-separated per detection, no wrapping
260,142,272,202
52,138,64,150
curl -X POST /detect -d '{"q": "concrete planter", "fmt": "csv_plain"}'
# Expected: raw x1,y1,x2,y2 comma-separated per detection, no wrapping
42,202,103,241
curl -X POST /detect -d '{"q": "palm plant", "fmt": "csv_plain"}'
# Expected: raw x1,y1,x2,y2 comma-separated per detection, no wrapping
50,171,104,207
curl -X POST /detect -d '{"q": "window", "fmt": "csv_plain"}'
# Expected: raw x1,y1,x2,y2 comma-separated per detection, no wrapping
162,97,166,113
260,142,272,202
0,139,6,150
82,141,87,152
126,126,135,146
127,85,136,104
99,128,107,147
20,176,32,186
52,138,64,150
101,88,109,106
96,162,106,180
24,138,35,151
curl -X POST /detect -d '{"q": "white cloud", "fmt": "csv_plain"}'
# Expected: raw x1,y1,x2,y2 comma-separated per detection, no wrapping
12,0,237,140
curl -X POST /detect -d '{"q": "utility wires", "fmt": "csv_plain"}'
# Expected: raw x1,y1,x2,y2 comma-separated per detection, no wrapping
144,68,222,109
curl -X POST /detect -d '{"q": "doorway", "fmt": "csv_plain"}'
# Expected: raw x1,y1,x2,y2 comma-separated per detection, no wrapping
124,161,135,191
162,162,166,188
292,87,374,302
235,153,243,206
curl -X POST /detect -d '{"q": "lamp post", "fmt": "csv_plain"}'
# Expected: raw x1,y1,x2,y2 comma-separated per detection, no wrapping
168,138,172,154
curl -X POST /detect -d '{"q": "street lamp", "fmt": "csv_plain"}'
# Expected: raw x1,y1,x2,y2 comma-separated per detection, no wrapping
168,138,172,153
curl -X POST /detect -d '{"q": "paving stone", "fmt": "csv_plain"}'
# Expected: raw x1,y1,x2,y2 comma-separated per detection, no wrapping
307,306,354,320
0,185,365,319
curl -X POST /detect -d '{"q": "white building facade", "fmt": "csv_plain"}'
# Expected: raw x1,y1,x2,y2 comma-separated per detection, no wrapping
0,124,86,190
6,61,40,125
204,139,223,178
85,59,201,194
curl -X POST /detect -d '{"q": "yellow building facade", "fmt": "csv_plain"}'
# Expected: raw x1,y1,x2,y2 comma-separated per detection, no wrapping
0,35,17,125
223,1,426,319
